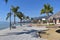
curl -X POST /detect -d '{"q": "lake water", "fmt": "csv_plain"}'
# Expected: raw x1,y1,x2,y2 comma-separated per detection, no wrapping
0,22,27,30
0,22,34,30
0,21,9,30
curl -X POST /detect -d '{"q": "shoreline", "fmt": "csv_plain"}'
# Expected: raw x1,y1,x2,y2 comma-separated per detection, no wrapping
0,25,47,40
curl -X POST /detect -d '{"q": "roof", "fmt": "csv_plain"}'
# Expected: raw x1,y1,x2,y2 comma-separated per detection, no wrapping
34,15,51,20
48,11,60,20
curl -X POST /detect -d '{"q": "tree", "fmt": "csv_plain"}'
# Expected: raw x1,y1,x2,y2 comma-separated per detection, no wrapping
11,6,19,24
6,12,12,30
16,12,24,25
31,18,34,23
26,16,29,20
16,12,24,21
5,0,8,4
31,18,33,20
40,4,53,24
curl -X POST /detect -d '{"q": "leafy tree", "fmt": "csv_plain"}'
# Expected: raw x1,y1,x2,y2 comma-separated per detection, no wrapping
31,18,33,20
40,4,53,24
26,16,29,20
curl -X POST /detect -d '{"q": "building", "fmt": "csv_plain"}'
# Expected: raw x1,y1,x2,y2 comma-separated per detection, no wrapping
33,15,51,23
48,11,60,24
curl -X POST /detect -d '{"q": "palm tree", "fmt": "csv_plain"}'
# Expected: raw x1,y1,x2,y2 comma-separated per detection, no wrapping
5,0,12,30
40,4,53,24
11,6,19,24
5,0,8,4
26,16,29,20
31,18,33,23
31,18,33,20
16,12,24,25
6,12,12,30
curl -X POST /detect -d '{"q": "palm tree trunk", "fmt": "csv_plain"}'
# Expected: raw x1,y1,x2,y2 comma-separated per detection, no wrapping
10,13,11,30
20,19,22,26
46,13,49,25
14,14,16,24
20,19,21,25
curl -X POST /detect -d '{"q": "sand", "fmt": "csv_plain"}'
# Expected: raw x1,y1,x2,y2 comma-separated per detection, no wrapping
41,28,60,40
0,25,47,40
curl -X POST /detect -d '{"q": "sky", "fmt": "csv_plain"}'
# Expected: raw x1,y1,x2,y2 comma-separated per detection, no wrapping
0,0,60,22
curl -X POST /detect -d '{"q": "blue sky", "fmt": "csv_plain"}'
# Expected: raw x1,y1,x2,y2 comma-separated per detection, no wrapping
0,0,60,22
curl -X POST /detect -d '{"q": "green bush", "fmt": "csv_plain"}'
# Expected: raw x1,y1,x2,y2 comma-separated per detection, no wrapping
43,20,47,23
49,24,55,26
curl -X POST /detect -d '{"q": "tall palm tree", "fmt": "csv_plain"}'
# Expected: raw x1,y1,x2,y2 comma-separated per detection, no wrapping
40,4,53,24
16,12,24,21
16,12,24,25
5,0,12,30
31,18,33,23
6,12,12,30
31,18,33,20
26,16,29,20
11,6,19,24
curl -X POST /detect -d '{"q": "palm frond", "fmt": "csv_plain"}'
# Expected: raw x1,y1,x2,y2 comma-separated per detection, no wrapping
44,4,47,9
11,6,20,13
50,7,53,14
41,9,45,14
40,3,53,16
6,13,11,20
26,16,29,19
16,12,24,20
5,0,8,4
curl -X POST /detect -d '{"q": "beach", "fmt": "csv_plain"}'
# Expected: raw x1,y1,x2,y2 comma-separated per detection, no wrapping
0,22,9,30
0,25,47,40
41,28,60,40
